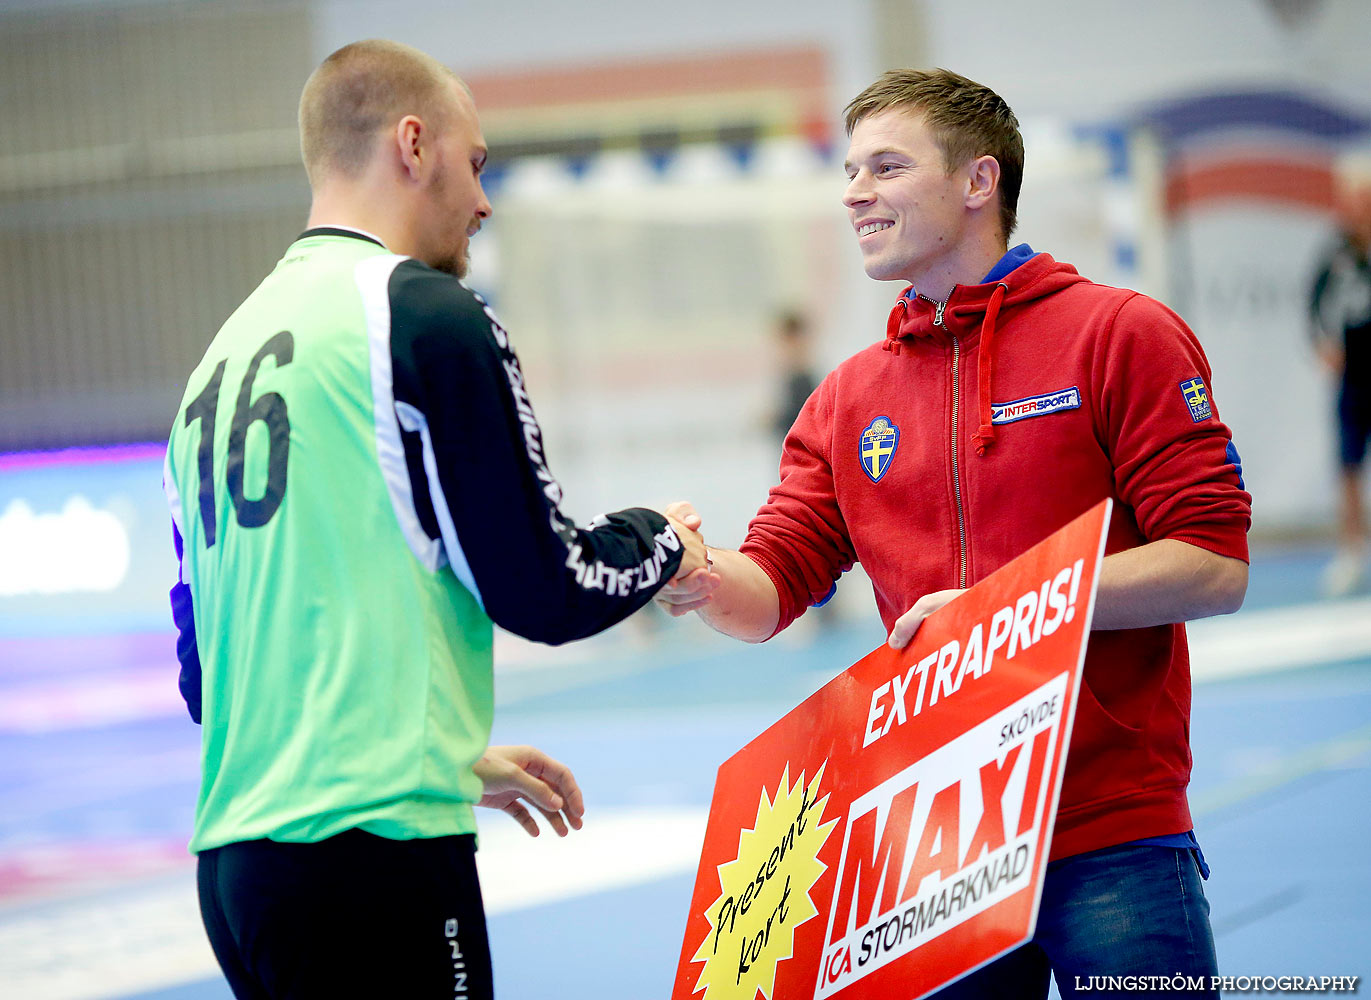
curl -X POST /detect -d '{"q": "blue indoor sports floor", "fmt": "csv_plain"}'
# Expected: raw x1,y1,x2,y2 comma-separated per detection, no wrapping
1,544,1368,999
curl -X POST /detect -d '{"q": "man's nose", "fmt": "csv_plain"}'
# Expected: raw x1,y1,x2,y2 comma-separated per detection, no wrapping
843,171,873,209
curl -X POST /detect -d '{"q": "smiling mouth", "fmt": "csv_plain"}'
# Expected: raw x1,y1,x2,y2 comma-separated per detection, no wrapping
858,222,893,237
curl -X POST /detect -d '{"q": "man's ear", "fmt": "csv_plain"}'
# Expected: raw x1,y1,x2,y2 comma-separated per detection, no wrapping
965,154,1001,213
394,114,425,181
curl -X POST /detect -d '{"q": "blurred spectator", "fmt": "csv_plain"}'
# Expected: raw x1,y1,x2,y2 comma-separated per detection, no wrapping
770,310,820,445
768,309,840,627
1309,156,1371,596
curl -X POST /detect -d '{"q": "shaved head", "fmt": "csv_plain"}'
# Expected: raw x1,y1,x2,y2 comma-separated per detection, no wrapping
299,39,463,184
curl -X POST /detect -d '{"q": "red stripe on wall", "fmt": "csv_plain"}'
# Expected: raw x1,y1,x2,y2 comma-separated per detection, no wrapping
1165,159,1335,216
466,46,828,110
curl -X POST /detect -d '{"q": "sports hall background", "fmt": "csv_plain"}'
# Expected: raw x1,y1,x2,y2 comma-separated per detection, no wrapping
1,1,1369,997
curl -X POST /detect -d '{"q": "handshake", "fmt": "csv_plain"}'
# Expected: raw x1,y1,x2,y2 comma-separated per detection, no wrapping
659,500,722,617
653,501,778,644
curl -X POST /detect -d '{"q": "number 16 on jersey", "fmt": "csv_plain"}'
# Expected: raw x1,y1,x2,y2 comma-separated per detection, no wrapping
181,330,295,547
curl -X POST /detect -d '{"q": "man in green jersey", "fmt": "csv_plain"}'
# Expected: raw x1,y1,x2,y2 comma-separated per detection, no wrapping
164,39,709,999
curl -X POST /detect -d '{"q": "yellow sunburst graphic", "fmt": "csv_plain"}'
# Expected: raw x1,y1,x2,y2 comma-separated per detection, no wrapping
691,762,837,999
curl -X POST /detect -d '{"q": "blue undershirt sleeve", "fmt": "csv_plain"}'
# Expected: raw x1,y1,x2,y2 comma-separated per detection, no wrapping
169,522,202,724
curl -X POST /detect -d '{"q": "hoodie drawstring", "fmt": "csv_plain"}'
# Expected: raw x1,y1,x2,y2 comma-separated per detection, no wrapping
883,294,909,356
970,282,1009,457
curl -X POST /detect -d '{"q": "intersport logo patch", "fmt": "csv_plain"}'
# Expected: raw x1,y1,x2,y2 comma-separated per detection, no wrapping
990,387,1081,425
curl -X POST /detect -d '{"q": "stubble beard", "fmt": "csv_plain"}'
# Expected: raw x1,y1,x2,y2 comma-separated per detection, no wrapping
432,249,468,279
423,161,470,278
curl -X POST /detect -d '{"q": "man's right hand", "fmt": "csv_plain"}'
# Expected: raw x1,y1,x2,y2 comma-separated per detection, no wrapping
656,566,719,616
654,501,778,640
661,501,720,614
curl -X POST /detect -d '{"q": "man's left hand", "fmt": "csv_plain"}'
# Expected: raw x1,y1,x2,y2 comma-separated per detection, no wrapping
474,745,585,838
888,588,964,649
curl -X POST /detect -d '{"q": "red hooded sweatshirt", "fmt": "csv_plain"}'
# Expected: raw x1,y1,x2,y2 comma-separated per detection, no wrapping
740,251,1251,860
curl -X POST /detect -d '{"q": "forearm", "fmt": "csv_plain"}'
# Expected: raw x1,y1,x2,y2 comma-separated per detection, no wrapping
388,268,695,644
1092,538,1247,630
697,548,782,643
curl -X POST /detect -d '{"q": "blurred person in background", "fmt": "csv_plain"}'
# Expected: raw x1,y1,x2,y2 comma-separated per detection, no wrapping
767,308,839,628
660,68,1250,998
1309,155,1371,597
163,39,707,1000
770,309,820,447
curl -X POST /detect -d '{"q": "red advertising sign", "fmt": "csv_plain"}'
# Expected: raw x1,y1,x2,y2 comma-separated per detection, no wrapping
672,499,1112,1000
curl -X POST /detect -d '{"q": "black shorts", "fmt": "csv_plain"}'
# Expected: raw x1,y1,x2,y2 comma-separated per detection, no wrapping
1338,383,1371,468
197,829,492,1000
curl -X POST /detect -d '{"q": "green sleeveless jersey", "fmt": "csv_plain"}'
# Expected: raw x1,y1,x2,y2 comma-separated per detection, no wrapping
165,229,683,852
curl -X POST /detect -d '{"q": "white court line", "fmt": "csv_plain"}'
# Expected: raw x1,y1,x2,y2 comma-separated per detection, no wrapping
0,878,217,1000
1188,596,1371,682
795,598,1371,695
0,806,710,1000
478,805,708,914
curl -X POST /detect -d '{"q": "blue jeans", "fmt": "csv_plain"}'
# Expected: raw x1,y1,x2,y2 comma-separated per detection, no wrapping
934,844,1219,999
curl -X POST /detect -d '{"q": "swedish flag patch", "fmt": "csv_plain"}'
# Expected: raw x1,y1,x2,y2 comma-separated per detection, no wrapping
1179,377,1212,423
859,416,900,483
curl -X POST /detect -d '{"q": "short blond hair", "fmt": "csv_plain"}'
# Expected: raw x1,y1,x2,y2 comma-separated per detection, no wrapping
845,69,1024,241
298,39,459,183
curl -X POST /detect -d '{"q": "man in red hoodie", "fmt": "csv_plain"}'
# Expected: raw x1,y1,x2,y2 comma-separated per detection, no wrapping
660,70,1251,997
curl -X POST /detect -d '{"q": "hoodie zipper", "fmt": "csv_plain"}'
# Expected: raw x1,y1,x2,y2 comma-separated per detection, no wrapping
949,332,968,590
926,296,968,589
917,294,968,588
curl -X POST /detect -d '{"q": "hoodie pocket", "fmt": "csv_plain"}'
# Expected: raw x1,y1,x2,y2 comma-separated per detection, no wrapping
1057,674,1148,814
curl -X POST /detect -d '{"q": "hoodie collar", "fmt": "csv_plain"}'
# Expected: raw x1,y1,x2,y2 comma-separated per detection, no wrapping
895,243,1037,308
981,243,1039,284
885,249,1081,345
